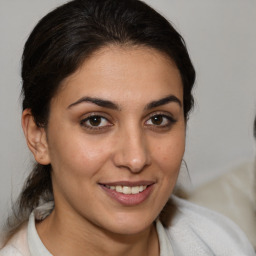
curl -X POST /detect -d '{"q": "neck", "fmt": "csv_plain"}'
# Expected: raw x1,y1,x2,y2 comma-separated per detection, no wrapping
36,207,159,256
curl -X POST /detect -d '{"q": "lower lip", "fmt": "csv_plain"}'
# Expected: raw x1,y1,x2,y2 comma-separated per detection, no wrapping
100,185,154,206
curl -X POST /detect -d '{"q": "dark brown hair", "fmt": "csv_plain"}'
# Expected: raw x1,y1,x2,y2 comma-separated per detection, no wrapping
5,0,195,238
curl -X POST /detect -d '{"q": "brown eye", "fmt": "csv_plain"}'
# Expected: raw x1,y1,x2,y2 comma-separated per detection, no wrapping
80,115,111,129
145,114,176,128
151,115,163,125
89,116,102,126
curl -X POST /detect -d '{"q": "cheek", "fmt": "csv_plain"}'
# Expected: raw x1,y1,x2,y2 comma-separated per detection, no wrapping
48,134,111,203
47,129,111,178
153,132,185,177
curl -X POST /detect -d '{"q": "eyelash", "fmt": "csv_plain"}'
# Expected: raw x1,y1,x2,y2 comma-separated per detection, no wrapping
80,114,113,131
145,113,177,130
80,112,176,132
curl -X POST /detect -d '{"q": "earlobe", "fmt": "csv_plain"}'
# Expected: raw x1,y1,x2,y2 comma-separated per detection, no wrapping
22,109,51,165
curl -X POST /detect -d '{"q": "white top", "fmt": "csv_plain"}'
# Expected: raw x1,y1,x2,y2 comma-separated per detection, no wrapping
0,196,255,256
188,161,256,248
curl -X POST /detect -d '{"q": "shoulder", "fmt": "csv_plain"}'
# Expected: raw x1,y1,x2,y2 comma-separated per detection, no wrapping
187,162,256,248
164,196,255,255
0,224,30,256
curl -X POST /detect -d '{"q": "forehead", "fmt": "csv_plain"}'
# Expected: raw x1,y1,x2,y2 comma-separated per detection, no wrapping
53,45,183,107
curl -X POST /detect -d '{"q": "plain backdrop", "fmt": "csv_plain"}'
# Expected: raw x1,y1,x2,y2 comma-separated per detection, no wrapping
0,0,256,226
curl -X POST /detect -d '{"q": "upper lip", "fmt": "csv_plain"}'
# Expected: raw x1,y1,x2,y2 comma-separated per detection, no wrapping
99,181,155,186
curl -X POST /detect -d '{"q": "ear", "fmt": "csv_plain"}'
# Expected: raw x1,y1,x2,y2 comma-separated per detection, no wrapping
22,109,51,165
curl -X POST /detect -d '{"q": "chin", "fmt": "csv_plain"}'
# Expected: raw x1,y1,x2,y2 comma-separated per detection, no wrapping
103,211,156,236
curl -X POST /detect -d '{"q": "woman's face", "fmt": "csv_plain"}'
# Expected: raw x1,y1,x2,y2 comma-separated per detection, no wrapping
44,46,185,235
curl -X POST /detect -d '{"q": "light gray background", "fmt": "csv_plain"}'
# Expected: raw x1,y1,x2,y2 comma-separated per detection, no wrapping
0,0,256,225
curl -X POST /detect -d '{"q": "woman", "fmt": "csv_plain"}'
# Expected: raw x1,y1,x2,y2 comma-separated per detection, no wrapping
0,0,254,255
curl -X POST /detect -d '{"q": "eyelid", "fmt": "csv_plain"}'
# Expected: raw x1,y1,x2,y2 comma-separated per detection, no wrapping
80,112,112,121
145,111,176,122
79,112,113,130
144,111,177,129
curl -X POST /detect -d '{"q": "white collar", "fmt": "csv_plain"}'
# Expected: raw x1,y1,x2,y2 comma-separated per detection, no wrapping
27,202,173,256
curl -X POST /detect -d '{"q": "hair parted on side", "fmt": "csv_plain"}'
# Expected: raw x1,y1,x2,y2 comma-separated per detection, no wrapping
4,0,196,241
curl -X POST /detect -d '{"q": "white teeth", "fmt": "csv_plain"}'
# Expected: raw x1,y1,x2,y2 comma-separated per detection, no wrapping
106,185,148,194
123,186,131,194
131,186,140,194
116,186,122,193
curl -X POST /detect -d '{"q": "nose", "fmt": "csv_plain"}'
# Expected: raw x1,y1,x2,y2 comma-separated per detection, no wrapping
113,127,151,173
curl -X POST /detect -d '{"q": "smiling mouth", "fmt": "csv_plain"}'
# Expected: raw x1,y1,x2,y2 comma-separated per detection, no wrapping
100,182,154,206
104,185,148,195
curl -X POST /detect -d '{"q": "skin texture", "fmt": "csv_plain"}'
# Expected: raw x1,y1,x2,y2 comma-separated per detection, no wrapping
22,45,185,256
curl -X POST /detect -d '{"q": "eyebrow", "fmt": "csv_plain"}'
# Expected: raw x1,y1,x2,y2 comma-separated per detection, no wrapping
145,95,182,110
67,94,182,110
67,97,120,110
